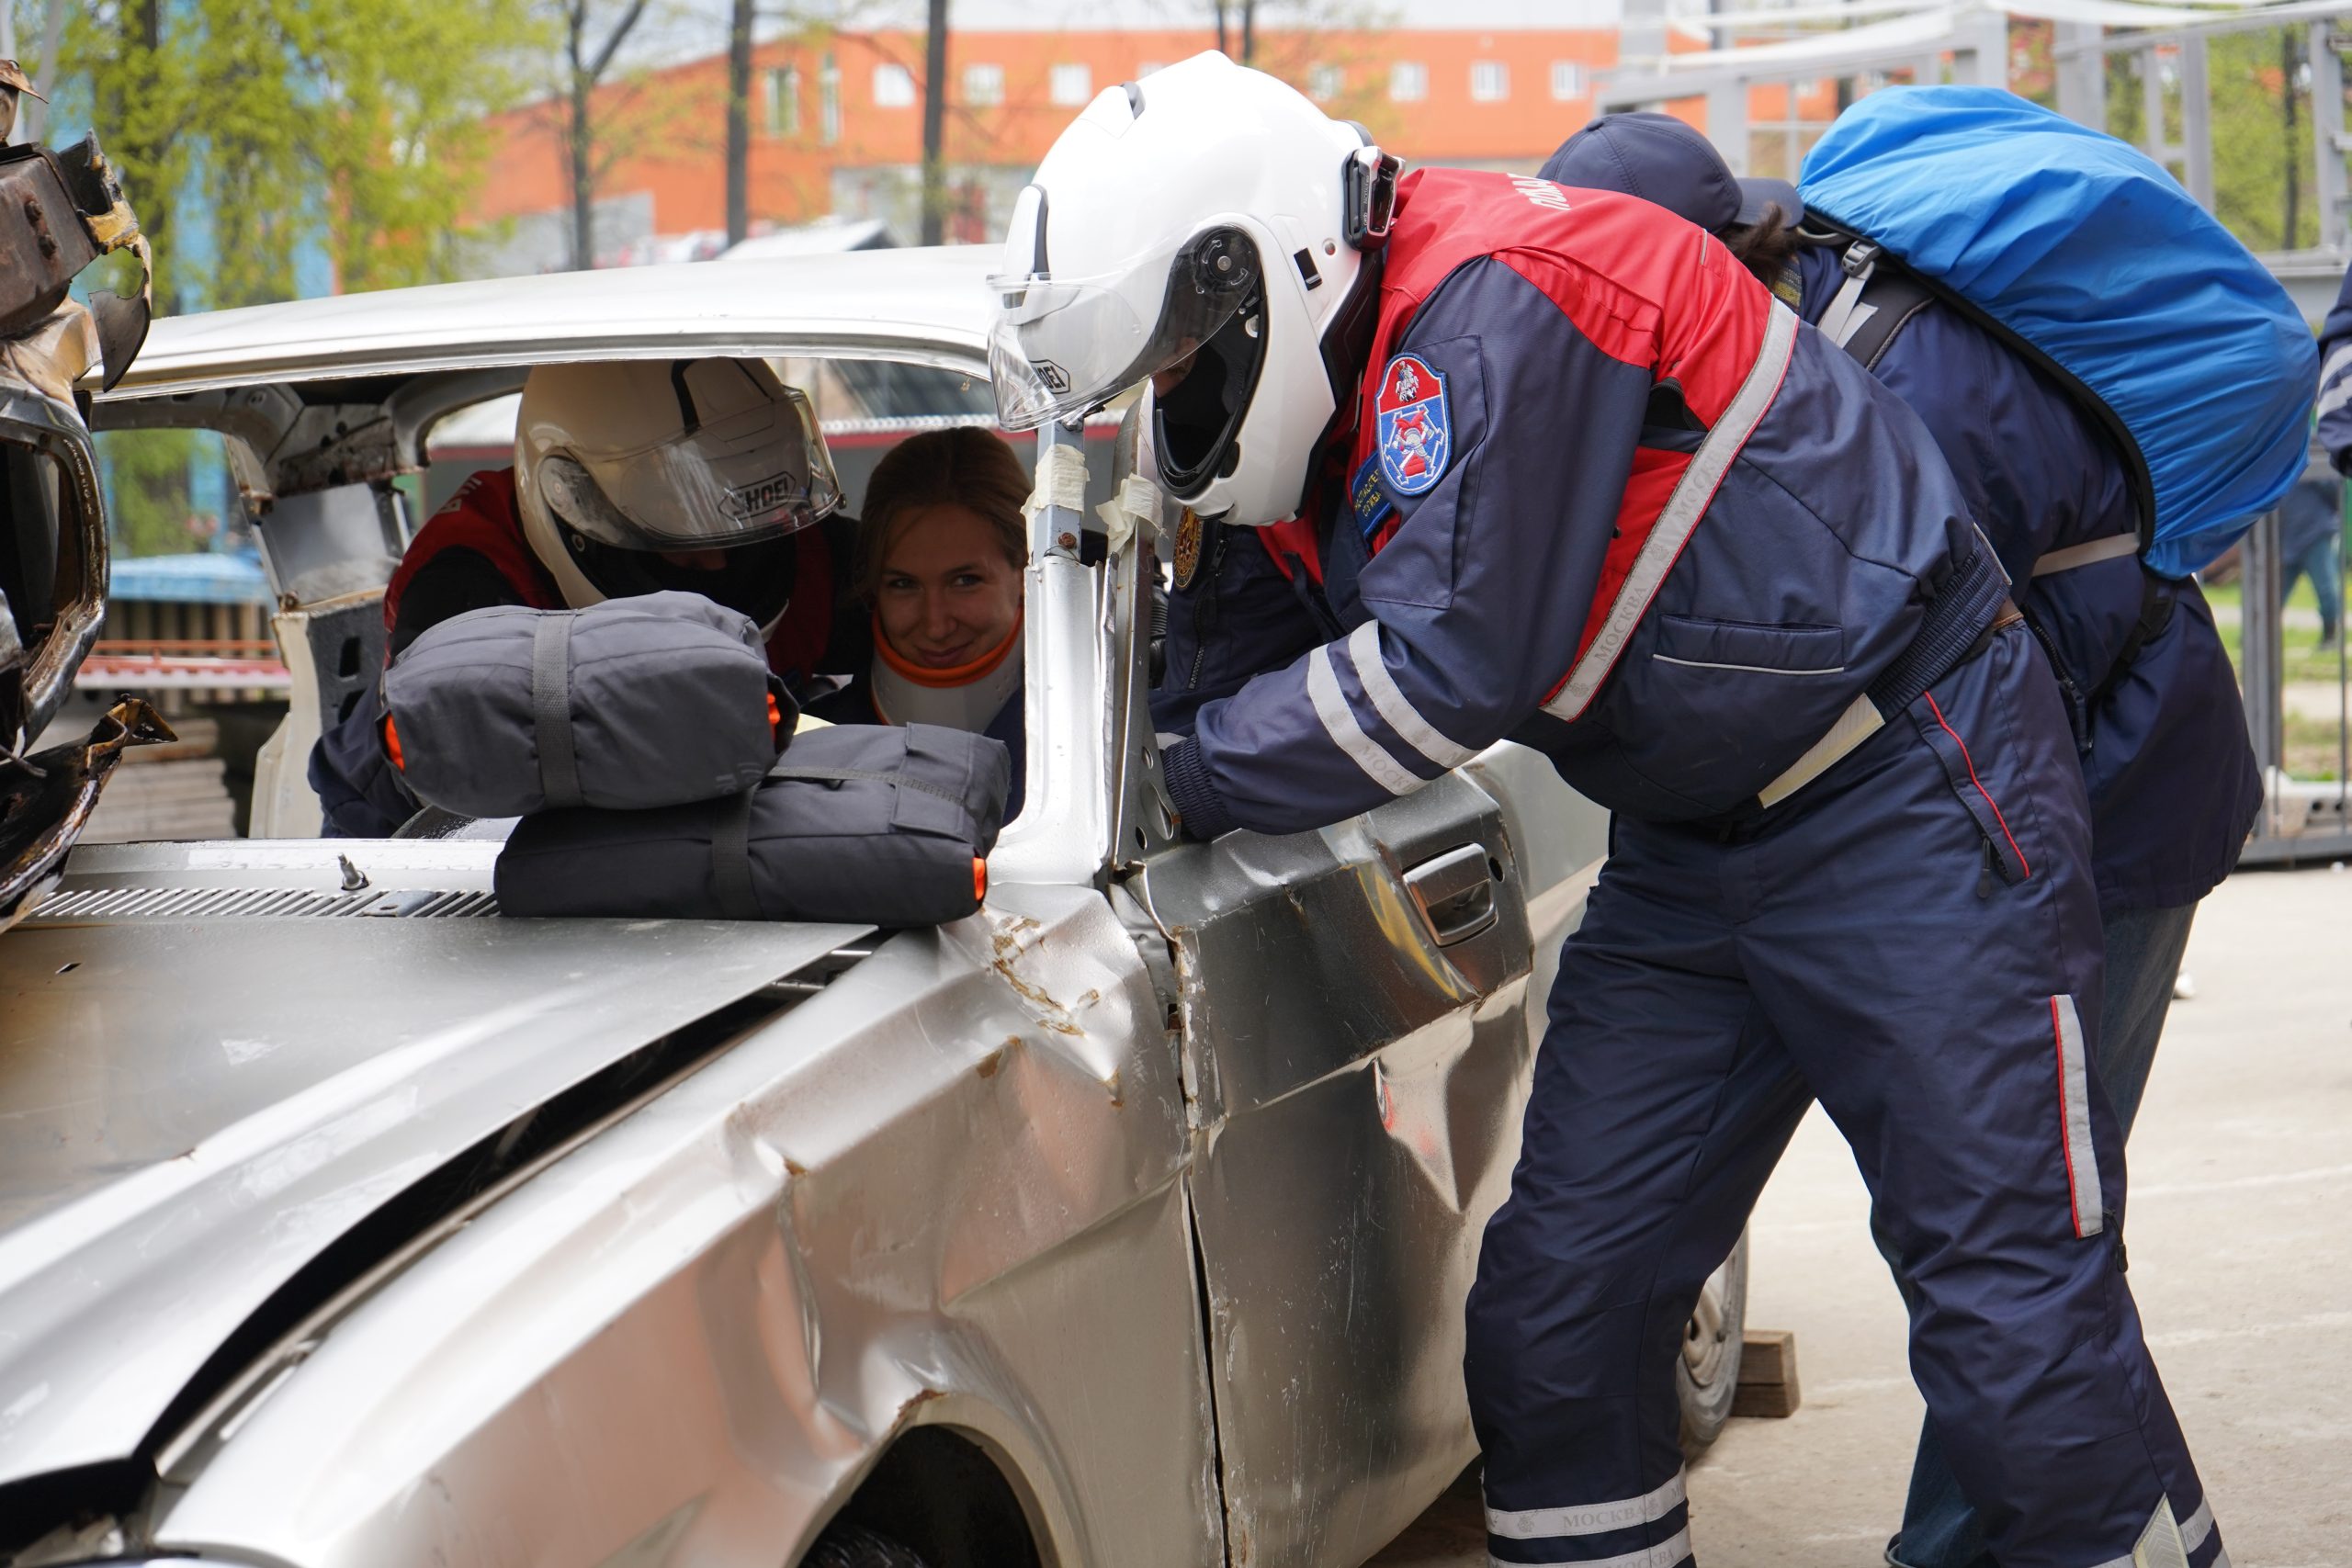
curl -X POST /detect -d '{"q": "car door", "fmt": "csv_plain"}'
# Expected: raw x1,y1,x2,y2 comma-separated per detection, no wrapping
1134,741,1606,1568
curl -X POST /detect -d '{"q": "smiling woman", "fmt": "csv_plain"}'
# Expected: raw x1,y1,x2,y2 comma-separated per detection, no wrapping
808,426,1029,811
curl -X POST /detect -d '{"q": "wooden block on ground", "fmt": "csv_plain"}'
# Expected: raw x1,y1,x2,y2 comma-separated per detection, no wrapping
1732,1327,1801,1419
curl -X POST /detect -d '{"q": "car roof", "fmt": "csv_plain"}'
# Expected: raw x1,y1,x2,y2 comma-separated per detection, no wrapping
98,245,1000,400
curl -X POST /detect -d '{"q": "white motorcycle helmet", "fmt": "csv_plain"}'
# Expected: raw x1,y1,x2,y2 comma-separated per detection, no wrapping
514,357,842,633
987,51,1400,526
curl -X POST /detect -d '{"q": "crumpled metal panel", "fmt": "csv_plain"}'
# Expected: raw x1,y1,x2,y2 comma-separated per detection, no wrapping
153,885,1221,1568
1148,773,1533,1122
0,867,869,1494
1185,996,1533,1568
1140,751,1605,1568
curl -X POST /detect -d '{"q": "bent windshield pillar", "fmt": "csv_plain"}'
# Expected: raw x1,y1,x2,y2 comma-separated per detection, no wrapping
990,416,1114,887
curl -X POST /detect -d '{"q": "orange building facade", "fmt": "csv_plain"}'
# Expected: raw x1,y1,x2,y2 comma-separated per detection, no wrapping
468,24,1629,262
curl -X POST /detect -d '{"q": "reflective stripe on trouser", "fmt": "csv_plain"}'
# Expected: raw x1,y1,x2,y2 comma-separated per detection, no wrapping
1483,1470,1693,1567
2082,1492,2231,1568
1464,627,2213,1568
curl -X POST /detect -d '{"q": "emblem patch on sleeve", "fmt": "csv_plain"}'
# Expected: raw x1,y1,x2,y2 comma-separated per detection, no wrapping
1375,352,1452,497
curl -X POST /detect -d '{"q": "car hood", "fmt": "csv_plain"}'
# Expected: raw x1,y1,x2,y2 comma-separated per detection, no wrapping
0,838,868,1494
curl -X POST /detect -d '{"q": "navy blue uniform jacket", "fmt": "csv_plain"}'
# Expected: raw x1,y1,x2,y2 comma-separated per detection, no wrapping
2320,262,2352,472
1783,248,2256,909
1154,170,2004,846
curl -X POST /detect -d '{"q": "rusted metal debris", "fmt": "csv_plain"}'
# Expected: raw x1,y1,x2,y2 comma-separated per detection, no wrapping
0,60,45,148
0,696,175,931
0,133,150,389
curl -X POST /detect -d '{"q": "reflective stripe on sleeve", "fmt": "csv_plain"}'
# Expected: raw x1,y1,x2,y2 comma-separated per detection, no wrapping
1308,642,1421,796
1544,301,1798,724
1488,1528,1693,1568
2052,994,2103,1238
2318,342,2352,421
1487,1471,1686,1540
1346,621,1476,771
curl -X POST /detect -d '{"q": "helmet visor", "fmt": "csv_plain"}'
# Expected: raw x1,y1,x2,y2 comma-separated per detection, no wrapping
988,226,1261,431
539,383,841,550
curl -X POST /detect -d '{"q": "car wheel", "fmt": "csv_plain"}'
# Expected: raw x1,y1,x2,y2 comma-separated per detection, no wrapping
1675,1228,1749,1459
802,1523,935,1568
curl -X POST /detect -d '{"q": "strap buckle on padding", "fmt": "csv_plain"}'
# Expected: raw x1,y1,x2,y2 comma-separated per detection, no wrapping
1839,240,1881,279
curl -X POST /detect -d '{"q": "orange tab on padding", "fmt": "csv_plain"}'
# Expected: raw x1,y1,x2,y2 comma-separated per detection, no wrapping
381,712,405,771
973,856,988,903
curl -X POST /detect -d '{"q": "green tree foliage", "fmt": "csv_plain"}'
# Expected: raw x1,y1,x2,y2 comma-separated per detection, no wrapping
50,0,545,310
2207,29,2319,254
92,429,200,558
2099,29,2320,254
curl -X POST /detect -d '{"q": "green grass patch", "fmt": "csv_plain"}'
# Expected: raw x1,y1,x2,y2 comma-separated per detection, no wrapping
2205,578,2346,684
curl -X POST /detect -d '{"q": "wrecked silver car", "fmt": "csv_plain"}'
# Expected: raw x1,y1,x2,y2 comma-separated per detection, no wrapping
0,130,156,930
0,250,1742,1567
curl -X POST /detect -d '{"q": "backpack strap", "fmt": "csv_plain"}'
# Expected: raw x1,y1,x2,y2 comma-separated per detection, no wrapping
1812,238,1938,370
2030,534,2140,578
2085,567,2177,715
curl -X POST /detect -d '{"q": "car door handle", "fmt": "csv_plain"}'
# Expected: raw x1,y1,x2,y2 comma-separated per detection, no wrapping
1404,843,1499,947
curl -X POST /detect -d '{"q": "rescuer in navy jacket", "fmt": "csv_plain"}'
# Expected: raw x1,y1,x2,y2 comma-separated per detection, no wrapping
998,54,2227,1568
2319,261,2352,470
1536,111,2254,1568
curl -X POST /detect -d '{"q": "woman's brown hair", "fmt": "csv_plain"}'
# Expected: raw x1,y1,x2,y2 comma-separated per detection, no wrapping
853,425,1031,601
1722,203,1804,290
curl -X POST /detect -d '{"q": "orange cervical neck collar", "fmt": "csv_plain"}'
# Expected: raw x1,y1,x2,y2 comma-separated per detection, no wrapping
872,611,1022,690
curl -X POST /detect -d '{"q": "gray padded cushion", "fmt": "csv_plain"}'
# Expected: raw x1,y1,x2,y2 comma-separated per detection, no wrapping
493,723,1010,926
383,591,781,818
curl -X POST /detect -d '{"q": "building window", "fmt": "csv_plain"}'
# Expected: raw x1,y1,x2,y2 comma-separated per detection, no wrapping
1307,62,1343,102
1470,61,1509,101
764,65,801,136
1050,62,1092,106
964,62,1004,107
873,62,916,108
1390,61,1427,102
1551,61,1587,100
820,53,841,145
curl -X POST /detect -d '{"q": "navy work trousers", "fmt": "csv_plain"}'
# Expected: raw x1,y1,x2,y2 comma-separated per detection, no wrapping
1463,626,2223,1568
1889,898,2208,1568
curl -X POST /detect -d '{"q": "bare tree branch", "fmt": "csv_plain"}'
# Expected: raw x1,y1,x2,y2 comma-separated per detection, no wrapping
586,0,653,85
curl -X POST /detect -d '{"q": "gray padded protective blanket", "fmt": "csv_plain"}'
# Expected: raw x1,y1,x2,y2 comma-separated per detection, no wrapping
494,723,1010,926
382,591,786,818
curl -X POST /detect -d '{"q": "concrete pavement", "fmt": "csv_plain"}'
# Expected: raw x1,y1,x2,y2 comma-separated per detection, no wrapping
1371,865,2352,1567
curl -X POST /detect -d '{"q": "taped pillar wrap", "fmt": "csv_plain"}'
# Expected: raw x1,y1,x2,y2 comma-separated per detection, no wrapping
1096,473,1162,552
1023,440,1091,525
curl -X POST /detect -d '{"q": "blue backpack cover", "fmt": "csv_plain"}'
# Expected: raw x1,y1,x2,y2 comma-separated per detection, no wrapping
1799,86,2316,579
